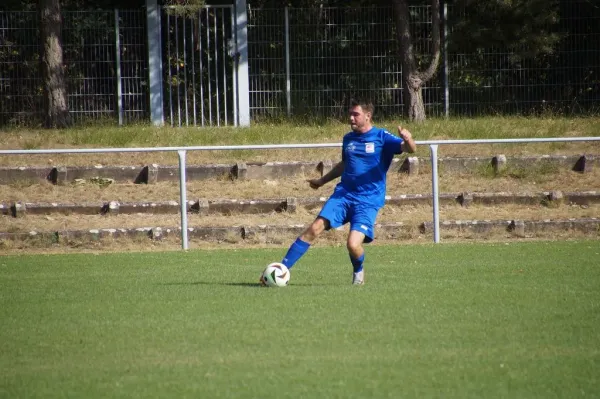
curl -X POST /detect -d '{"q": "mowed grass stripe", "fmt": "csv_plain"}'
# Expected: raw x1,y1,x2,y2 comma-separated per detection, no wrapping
1,241,599,398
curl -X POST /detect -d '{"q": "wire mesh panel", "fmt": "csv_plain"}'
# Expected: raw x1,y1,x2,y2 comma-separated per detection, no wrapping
118,10,149,123
247,7,287,120
0,9,147,126
0,12,41,126
163,6,235,127
248,6,442,120
288,6,401,119
63,10,148,123
63,11,117,121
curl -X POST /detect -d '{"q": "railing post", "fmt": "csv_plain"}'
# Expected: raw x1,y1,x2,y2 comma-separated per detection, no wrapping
178,150,189,250
430,144,440,243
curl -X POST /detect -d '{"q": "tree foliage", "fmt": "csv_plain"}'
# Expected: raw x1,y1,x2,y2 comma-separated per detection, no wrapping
451,0,561,62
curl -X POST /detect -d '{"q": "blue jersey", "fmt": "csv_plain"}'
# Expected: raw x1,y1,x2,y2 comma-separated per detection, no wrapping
333,126,404,207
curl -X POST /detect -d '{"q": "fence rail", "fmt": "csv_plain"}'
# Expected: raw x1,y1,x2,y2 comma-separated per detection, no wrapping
3,136,600,248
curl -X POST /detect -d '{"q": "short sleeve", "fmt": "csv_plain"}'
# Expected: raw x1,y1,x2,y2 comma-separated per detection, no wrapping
383,130,404,155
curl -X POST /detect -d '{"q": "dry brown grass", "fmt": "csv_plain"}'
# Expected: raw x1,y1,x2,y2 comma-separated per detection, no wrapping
2,118,599,253
1,218,597,256
2,142,599,168
2,116,600,167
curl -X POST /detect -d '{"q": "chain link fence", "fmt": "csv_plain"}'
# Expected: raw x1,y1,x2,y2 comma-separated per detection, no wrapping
0,9,148,126
248,2,599,119
1,2,598,126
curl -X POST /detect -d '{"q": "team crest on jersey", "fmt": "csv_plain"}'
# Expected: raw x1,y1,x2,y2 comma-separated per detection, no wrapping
365,142,375,153
347,142,357,152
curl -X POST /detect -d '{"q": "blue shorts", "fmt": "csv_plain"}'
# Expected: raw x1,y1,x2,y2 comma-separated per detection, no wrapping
318,192,380,243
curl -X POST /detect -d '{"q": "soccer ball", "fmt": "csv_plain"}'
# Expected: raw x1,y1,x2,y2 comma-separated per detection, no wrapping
261,262,290,287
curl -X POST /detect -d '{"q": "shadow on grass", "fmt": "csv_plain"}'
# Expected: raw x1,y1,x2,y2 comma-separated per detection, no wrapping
158,281,321,287
159,281,259,288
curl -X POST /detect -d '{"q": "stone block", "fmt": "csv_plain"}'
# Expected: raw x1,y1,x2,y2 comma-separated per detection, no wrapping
459,192,473,207
190,199,210,215
241,226,255,240
53,166,68,185
509,220,526,237
146,163,160,184
150,227,163,240
0,202,10,216
234,162,248,180
106,201,120,215
492,155,507,174
318,160,334,176
573,155,596,173
546,190,564,207
148,164,159,184
134,165,158,184
11,201,26,218
549,190,563,202
399,157,419,175
286,197,298,213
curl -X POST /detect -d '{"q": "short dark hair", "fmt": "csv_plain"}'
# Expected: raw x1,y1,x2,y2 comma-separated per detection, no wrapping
349,99,374,115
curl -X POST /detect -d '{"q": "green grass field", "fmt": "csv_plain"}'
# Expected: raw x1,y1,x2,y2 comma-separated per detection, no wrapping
1,241,599,398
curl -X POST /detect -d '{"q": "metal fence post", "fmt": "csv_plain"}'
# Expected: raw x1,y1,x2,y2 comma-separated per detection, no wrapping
147,0,165,126
114,9,123,125
235,0,250,126
443,2,449,118
178,150,189,250
430,144,440,243
285,7,291,117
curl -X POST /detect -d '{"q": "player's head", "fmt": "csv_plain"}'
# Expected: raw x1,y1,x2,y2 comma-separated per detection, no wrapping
349,99,374,133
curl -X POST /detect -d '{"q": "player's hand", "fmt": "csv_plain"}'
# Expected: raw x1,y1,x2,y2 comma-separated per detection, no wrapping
307,178,323,190
398,125,417,153
397,126,412,141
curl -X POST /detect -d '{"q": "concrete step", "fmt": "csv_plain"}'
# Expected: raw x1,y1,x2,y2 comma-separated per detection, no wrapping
2,190,600,217
0,154,597,185
1,218,598,247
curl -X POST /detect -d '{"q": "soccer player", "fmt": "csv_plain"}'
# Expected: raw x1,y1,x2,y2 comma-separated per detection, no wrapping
271,99,416,285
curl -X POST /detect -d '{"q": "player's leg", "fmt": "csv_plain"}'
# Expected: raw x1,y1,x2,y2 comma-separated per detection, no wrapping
347,230,366,285
281,194,349,269
347,204,379,285
281,217,328,268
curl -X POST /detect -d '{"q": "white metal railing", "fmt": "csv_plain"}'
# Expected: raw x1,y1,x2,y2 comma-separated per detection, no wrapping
2,136,599,249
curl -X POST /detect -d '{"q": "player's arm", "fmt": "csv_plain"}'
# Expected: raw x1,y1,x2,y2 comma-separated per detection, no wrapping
398,126,416,153
307,161,345,189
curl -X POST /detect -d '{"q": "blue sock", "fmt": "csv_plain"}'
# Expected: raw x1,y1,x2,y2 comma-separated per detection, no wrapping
281,238,310,269
350,253,365,273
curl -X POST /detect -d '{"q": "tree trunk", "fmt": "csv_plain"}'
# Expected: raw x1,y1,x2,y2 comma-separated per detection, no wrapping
39,0,71,128
406,74,426,122
393,0,441,122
